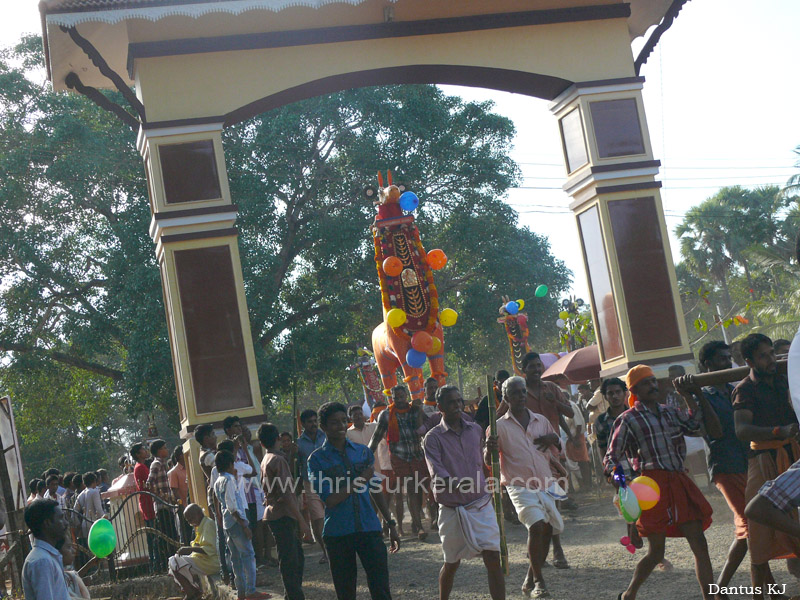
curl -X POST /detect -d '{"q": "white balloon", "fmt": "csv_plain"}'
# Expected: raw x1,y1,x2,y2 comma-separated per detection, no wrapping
790,325,800,423
556,318,566,329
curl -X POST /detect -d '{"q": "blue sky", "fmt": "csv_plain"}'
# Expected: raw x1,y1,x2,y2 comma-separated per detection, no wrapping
5,1,798,301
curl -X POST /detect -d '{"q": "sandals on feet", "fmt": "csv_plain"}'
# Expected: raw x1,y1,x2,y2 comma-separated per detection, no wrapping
552,556,570,569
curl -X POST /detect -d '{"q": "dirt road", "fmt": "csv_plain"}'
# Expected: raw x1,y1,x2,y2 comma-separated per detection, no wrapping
277,488,796,599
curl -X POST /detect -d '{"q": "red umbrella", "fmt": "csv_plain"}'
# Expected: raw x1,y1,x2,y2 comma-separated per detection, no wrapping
541,345,601,384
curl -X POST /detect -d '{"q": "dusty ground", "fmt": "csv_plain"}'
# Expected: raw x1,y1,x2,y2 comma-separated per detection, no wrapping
249,487,797,600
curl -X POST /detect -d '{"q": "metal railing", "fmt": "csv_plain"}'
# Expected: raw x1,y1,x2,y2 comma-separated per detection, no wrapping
65,491,185,583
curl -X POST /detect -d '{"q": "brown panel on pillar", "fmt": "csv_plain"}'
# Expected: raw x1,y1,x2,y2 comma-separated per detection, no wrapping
159,140,222,204
577,206,623,360
174,245,252,413
589,98,645,158
608,198,681,352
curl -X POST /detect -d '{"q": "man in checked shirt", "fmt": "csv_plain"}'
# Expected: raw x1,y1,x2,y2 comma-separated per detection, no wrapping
603,365,722,600
369,385,429,540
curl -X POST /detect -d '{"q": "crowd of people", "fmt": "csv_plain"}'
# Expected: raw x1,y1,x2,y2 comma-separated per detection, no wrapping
20,331,800,600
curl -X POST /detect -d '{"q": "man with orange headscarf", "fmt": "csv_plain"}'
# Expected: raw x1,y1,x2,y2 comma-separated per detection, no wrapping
604,364,721,600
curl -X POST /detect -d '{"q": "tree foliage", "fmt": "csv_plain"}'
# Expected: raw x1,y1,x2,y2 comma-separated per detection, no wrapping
0,37,571,473
674,184,799,345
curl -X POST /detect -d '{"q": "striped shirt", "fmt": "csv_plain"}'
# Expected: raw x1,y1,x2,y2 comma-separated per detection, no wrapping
603,400,702,476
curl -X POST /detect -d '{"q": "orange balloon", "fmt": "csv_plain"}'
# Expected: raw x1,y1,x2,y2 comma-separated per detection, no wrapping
427,336,442,355
411,331,433,353
382,256,403,277
427,249,447,270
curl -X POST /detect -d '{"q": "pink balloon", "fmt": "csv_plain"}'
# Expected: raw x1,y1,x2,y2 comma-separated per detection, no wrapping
630,482,660,509
626,544,636,554
620,536,630,546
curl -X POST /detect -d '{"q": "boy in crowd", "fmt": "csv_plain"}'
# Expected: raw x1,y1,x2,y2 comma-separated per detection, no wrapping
131,442,158,572
147,439,178,573
260,423,312,600
194,423,232,586
214,449,269,600
296,409,329,562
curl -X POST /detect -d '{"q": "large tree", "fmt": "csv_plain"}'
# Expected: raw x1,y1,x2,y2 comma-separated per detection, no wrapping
0,37,570,472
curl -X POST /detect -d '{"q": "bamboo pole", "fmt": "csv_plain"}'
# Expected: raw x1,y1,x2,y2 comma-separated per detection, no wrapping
486,375,509,575
690,360,786,387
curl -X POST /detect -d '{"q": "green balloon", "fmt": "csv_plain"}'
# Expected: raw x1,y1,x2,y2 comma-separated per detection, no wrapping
534,284,549,298
619,487,641,523
88,518,117,558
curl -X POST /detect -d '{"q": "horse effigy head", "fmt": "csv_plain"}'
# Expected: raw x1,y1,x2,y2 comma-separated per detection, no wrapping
366,171,418,224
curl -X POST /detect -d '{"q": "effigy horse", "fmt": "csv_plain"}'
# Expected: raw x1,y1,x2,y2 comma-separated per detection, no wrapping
347,347,384,410
369,172,450,403
497,295,530,376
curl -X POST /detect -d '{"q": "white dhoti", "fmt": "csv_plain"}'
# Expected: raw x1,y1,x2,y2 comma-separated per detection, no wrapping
506,485,564,535
438,495,501,563
168,554,204,586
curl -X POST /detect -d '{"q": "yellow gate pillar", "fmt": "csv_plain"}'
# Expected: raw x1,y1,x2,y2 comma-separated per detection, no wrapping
138,122,264,506
550,78,693,379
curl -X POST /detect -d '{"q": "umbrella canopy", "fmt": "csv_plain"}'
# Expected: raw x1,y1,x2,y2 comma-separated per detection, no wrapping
541,345,601,384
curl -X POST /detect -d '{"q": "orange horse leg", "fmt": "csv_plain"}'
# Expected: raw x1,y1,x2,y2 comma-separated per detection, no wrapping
372,323,400,396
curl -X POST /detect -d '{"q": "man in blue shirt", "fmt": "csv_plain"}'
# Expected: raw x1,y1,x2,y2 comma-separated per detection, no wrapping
297,408,329,563
308,402,400,600
675,340,749,594
22,498,70,600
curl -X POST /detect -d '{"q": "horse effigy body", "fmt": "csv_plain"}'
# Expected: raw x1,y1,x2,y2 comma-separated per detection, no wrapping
369,173,448,403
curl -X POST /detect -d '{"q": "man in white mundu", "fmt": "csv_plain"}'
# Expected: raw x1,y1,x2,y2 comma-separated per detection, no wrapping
423,385,504,600
490,376,564,599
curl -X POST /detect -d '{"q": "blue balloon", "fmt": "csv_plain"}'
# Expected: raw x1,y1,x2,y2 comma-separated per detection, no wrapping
399,191,419,212
505,301,519,315
406,348,426,369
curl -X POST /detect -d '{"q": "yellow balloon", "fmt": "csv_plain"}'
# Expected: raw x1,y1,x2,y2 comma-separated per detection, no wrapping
516,299,525,310
440,308,458,327
427,336,442,355
386,308,407,328
630,476,661,511
559,310,569,320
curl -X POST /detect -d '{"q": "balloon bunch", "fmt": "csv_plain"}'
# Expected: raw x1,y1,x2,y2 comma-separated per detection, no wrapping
613,465,660,554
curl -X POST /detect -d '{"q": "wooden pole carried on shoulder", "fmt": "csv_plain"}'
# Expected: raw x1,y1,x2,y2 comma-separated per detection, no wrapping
486,374,509,575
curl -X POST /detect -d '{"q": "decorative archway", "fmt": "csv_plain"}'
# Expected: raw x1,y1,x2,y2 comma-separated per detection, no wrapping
41,0,691,503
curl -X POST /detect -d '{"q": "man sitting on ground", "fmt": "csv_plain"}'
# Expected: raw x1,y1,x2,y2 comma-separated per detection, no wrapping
168,503,220,600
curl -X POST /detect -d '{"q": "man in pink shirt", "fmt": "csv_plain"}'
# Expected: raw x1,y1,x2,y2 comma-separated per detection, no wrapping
424,385,504,600
487,376,564,599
